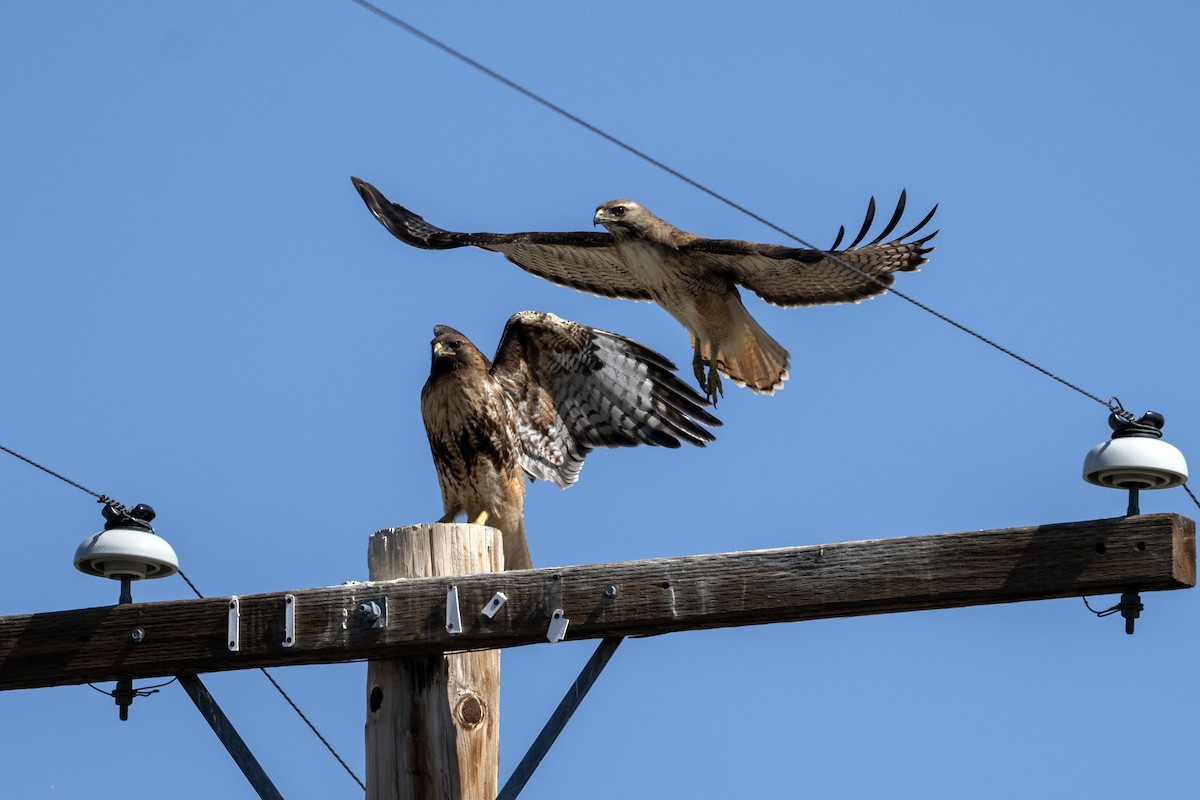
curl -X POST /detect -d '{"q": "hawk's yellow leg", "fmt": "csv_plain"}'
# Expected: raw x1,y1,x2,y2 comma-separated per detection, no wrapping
691,343,724,406
436,510,490,525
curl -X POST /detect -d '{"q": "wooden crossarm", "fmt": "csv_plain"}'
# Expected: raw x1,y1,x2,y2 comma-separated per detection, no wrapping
0,514,1192,691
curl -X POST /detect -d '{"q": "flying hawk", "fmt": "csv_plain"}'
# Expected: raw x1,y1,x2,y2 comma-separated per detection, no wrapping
352,177,938,403
421,310,720,570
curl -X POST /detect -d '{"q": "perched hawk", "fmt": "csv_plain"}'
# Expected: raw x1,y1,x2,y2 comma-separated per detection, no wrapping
421,310,720,570
353,177,938,403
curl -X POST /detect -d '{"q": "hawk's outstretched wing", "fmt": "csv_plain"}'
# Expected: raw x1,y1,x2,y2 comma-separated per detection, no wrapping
488,311,720,488
352,177,652,301
355,176,939,401
683,191,938,307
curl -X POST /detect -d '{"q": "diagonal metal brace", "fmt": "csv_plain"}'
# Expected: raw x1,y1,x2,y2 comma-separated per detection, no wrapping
497,637,625,800
178,674,284,800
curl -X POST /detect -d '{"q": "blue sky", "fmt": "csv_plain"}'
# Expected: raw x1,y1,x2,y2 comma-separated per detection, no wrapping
3,3,1198,798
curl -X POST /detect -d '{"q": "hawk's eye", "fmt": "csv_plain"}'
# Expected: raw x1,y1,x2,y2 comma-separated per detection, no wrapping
611,206,626,217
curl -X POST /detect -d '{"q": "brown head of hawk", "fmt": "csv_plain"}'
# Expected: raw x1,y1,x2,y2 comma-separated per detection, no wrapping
353,177,937,404
421,310,720,570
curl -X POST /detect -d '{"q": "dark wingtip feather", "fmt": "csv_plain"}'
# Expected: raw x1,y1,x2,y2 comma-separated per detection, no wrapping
644,368,723,445
611,344,722,446
349,177,463,250
830,224,846,251
847,196,877,249
915,229,940,248
647,429,684,448
867,190,908,246
350,175,381,207
896,202,939,242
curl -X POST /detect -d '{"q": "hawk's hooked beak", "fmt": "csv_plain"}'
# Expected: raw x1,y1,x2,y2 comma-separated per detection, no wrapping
432,340,455,358
593,208,608,227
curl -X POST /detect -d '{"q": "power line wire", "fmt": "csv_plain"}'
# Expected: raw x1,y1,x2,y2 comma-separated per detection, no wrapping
176,570,366,791
178,568,205,601
261,666,366,790
347,0,1132,421
0,443,126,512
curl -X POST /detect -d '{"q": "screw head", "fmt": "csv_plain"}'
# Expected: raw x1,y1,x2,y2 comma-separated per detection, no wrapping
131,628,145,642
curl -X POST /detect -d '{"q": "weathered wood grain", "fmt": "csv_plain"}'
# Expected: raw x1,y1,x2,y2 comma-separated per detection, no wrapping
364,523,501,800
0,514,1192,691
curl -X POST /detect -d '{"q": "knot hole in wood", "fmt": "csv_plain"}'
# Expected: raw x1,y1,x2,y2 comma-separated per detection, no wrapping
455,692,486,729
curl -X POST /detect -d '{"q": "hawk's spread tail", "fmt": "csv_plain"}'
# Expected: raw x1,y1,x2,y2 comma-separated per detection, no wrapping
704,299,790,395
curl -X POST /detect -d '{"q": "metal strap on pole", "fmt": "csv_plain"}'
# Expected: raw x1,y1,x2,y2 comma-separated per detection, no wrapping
178,674,285,800
497,636,625,800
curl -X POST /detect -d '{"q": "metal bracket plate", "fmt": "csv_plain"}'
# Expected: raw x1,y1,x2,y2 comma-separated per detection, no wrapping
227,597,240,652
446,586,463,634
482,591,508,619
547,609,569,643
282,594,296,647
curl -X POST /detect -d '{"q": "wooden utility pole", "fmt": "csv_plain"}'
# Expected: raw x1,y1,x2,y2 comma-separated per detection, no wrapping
364,523,502,800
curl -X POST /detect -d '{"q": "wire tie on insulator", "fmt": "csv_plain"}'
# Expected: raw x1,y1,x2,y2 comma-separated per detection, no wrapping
1106,396,1136,424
